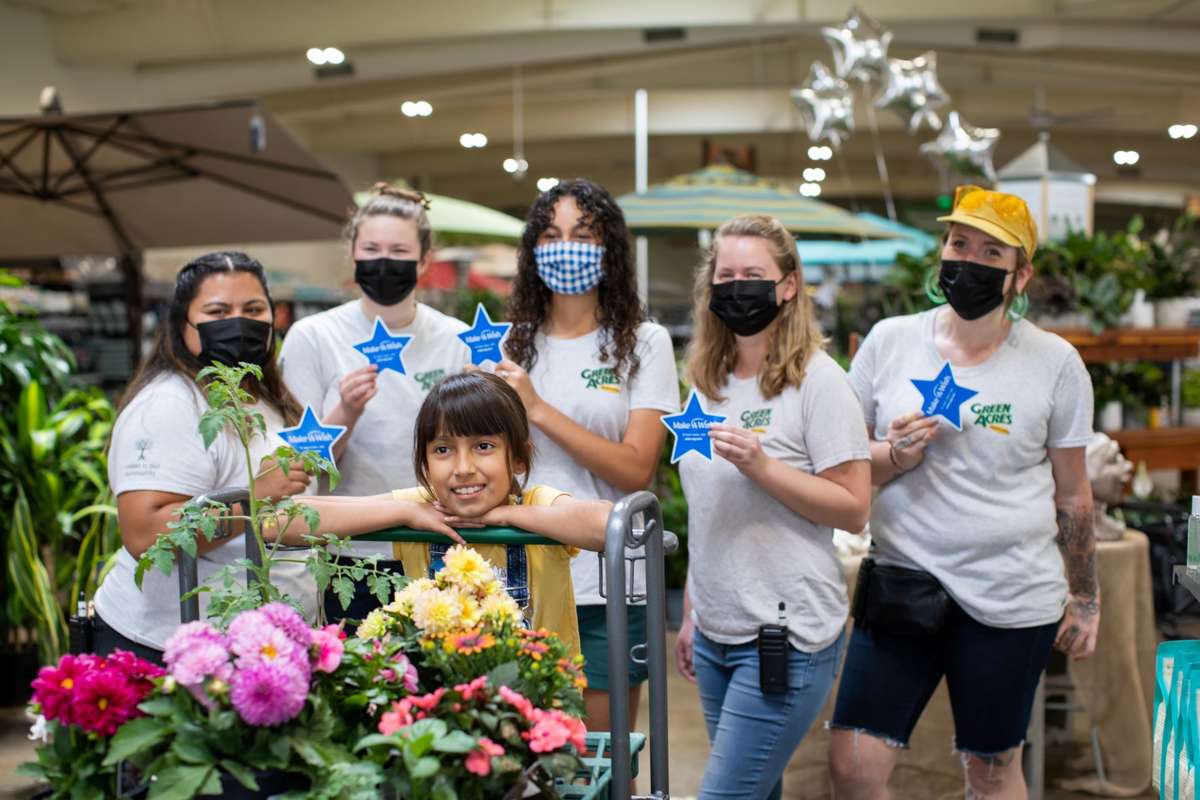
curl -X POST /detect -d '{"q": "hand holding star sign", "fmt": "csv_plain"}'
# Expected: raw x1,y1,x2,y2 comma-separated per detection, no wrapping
708,424,768,478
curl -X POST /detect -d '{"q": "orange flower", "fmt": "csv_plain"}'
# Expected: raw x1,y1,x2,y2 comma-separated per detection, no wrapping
446,629,496,655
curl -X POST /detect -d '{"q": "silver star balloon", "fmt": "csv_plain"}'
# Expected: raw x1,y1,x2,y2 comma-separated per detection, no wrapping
820,6,893,84
790,61,855,147
918,111,1002,184
873,51,949,134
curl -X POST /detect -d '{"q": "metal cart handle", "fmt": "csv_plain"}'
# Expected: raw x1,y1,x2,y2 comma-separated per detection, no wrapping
605,491,671,799
178,488,251,624
359,527,559,545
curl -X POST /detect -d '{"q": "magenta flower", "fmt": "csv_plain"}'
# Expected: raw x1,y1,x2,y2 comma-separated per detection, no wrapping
229,660,308,726
72,668,141,736
258,602,313,648
30,654,99,725
311,625,344,673
498,685,535,722
106,650,166,685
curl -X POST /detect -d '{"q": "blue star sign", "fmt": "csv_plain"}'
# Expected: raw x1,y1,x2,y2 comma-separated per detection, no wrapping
661,389,727,463
911,362,978,431
457,303,512,366
352,317,412,375
278,406,347,464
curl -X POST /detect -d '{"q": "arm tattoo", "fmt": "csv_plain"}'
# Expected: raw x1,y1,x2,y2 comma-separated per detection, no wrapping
1055,505,1098,609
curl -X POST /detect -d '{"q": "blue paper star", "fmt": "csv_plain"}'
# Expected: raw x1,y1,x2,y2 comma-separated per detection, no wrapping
278,406,347,464
660,390,727,463
457,303,512,366
911,362,978,431
352,317,412,375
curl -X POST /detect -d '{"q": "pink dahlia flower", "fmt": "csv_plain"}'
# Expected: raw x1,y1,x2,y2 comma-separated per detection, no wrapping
229,660,308,727
258,602,313,648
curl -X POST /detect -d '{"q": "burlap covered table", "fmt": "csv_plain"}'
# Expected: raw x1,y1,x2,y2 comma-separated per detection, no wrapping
780,531,1156,799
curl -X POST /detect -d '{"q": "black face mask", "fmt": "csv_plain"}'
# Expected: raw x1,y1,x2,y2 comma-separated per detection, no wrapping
355,258,418,306
708,279,784,337
193,317,273,367
938,259,1011,321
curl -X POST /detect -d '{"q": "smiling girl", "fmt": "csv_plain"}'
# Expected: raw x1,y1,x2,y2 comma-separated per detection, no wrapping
268,371,609,653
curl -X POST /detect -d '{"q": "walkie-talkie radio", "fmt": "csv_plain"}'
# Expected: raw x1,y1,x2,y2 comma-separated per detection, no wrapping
757,601,789,694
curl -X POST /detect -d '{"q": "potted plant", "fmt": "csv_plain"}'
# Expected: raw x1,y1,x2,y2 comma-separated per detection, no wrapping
0,271,118,679
1031,223,1143,332
1141,213,1200,327
17,650,164,799
1183,369,1200,428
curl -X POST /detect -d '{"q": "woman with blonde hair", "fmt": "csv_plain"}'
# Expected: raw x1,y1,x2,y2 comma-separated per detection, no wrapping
673,215,871,799
279,183,470,622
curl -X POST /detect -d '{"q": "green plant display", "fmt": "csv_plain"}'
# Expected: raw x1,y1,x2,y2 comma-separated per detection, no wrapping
451,288,506,327
1136,213,1200,301
135,361,406,625
1182,370,1200,410
0,274,117,663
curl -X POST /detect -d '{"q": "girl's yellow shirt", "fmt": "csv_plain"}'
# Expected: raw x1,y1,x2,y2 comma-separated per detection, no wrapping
390,485,581,656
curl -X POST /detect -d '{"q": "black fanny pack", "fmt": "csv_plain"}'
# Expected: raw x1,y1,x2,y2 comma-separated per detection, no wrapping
851,557,952,637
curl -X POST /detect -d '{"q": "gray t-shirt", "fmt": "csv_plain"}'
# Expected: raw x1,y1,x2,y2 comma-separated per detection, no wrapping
95,373,318,648
524,322,680,605
680,351,870,652
849,308,1094,628
279,300,470,558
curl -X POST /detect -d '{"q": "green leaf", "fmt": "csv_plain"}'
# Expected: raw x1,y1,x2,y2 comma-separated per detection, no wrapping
103,716,168,765
147,765,214,800
171,736,214,765
269,733,292,763
197,412,226,450
432,730,477,754
410,755,440,779
430,779,458,800
217,760,259,791
486,660,520,688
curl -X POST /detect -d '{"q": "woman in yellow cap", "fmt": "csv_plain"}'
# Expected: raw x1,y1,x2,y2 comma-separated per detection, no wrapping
828,186,1098,799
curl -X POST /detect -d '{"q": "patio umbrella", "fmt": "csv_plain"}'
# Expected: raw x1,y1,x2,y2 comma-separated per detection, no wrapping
355,187,525,243
798,212,938,282
0,94,353,352
617,165,901,239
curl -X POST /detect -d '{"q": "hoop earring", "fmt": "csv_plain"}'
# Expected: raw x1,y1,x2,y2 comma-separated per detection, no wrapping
924,267,946,305
1007,292,1029,322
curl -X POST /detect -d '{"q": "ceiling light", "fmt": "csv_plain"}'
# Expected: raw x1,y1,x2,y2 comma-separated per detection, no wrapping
460,133,487,148
306,48,327,65
402,100,433,118
415,101,433,117
401,102,417,117
503,157,519,173
536,177,559,192
323,47,345,65
1170,124,1197,140
799,182,822,197
1113,150,1140,166
803,167,827,182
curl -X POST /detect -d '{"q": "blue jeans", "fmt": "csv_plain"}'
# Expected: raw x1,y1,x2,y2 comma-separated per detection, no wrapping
693,628,844,800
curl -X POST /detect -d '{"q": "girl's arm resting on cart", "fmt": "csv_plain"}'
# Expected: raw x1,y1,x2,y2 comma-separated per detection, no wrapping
265,495,464,545
440,496,611,552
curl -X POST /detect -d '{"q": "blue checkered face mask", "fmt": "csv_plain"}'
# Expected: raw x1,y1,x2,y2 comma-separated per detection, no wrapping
533,241,606,295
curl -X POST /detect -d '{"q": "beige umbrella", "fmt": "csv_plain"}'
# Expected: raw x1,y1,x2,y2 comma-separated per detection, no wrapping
0,94,353,350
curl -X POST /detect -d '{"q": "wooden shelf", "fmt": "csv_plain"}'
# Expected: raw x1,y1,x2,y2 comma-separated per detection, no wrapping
1110,427,1200,472
1044,328,1200,363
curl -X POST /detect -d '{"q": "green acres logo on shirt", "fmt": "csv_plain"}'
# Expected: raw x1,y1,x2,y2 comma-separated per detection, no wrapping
580,367,621,394
740,408,772,432
970,401,1012,435
415,369,447,392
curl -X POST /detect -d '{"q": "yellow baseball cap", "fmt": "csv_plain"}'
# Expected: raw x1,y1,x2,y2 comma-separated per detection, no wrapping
936,185,1038,261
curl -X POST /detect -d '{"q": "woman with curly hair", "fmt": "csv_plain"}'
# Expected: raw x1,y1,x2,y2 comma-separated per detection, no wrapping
496,178,680,732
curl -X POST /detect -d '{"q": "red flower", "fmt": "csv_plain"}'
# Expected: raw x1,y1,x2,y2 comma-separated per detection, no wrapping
498,685,536,721
408,687,446,712
378,699,415,735
72,669,141,736
30,654,100,725
453,675,489,703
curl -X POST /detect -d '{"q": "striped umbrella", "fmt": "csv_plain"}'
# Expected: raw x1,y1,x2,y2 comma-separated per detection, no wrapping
617,165,900,239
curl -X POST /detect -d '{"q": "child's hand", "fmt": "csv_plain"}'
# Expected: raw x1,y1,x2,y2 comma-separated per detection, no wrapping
434,501,510,530
404,502,465,544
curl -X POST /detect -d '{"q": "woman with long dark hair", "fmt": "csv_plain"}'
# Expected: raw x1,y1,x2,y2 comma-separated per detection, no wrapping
94,252,314,662
495,178,680,732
